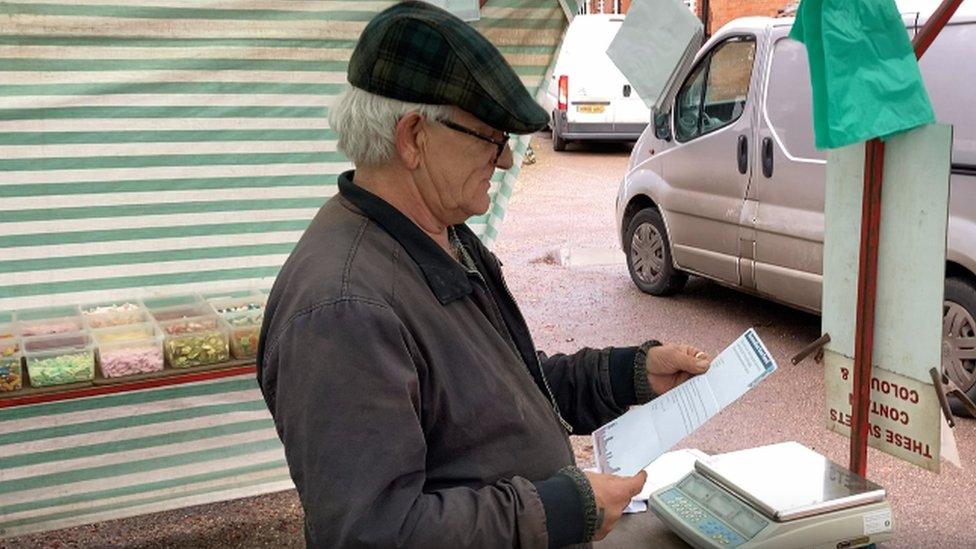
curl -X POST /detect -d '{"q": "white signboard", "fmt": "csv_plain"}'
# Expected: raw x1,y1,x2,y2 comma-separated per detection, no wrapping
605,0,703,110
822,123,952,471
825,350,943,471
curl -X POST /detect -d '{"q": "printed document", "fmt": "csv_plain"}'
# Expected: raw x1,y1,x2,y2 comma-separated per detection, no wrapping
593,329,777,476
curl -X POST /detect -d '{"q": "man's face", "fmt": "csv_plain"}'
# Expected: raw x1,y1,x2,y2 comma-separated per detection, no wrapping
415,107,514,226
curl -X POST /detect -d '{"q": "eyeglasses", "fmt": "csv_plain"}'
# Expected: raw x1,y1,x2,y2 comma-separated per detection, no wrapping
438,119,510,164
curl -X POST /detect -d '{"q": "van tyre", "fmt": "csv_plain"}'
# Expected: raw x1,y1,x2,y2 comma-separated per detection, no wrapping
552,112,567,151
625,208,687,296
944,276,976,417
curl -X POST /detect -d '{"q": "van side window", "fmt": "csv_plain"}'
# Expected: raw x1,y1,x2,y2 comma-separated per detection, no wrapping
675,64,706,141
654,110,672,140
766,38,825,161
674,36,756,142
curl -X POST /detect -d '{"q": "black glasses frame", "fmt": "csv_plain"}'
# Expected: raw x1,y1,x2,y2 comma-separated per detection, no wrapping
438,119,510,163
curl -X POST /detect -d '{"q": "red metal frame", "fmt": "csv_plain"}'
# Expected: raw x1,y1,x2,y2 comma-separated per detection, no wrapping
914,0,964,60
848,0,964,475
0,364,256,409
850,139,885,475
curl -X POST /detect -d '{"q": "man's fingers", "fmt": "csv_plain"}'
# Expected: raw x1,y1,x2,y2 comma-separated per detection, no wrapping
686,348,711,373
627,470,648,496
675,352,709,374
674,371,692,385
671,344,711,372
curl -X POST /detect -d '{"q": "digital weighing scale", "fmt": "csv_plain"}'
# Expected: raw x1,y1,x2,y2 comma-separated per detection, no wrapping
648,442,893,549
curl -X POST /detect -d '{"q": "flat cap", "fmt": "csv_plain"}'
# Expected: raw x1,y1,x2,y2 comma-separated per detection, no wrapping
348,1,548,134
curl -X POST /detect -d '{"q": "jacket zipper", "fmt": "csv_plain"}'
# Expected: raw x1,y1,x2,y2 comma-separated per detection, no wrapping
491,272,573,434
454,230,573,435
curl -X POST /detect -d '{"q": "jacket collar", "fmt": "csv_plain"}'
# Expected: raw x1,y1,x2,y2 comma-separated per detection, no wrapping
338,170,474,304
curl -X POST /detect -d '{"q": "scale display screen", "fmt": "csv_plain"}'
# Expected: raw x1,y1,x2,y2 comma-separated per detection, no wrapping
730,508,766,538
673,474,768,543
705,493,736,517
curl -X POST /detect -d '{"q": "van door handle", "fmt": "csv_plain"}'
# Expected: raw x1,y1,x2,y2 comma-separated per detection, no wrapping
623,84,631,97
737,135,748,174
762,137,774,178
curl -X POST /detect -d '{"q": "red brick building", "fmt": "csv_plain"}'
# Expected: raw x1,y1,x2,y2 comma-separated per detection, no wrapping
700,0,795,33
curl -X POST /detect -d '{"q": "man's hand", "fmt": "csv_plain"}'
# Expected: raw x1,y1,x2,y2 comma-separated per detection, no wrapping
645,344,711,395
584,470,647,541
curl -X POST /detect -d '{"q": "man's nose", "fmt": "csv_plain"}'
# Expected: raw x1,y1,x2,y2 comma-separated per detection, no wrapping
495,142,514,170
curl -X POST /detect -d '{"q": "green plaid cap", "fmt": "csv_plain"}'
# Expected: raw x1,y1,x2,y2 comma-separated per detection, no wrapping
348,1,548,134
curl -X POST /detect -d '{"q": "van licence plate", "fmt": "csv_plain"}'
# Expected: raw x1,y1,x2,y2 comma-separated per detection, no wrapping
577,104,605,114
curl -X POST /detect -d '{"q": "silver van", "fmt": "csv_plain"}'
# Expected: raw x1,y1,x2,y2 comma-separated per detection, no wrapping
614,13,976,403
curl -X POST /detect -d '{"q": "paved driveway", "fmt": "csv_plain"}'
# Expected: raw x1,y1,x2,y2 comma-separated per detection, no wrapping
501,134,976,548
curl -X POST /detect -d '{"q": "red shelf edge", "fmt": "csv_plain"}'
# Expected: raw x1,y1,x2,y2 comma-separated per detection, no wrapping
0,364,257,409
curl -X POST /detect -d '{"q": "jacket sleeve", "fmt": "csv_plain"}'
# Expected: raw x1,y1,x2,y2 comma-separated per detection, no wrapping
260,298,587,548
538,341,659,435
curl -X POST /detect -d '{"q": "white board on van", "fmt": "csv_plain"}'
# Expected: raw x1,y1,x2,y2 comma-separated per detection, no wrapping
606,0,703,111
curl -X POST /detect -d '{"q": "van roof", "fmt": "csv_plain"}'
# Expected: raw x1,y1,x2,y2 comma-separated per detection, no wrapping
725,3,976,32
567,13,627,25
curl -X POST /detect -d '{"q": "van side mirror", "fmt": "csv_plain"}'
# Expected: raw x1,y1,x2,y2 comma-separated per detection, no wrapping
654,109,672,142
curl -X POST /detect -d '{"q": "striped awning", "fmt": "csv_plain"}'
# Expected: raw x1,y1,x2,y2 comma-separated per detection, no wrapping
0,0,566,537
0,374,290,538
0,0,565,312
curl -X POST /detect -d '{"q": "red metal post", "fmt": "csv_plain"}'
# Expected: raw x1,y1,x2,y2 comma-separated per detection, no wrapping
913,0,964,60
850,139,885,476
847,0,963,476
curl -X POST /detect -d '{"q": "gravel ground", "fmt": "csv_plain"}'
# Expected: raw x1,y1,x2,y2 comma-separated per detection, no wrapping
0,491,305,549
4,132,973,548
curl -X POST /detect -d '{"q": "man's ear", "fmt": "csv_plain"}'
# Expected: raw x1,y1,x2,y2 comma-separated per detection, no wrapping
394,112,426,169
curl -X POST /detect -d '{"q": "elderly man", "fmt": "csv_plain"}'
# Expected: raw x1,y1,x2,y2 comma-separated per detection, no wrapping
257,2,710,547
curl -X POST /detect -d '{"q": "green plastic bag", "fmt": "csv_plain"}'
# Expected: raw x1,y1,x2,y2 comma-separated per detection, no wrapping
790,0,935,149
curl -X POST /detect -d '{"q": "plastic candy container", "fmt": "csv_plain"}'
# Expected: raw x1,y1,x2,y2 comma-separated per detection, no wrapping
144,294,210,322
159,315,230,368
0,337,22,392
223,310,263,359
206,294,267,316
82,300,147,329
23,332,95,387
93,322,164,378
17,306,83,337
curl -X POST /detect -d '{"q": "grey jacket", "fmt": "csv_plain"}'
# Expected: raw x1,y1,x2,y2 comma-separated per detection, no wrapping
256,171,654,548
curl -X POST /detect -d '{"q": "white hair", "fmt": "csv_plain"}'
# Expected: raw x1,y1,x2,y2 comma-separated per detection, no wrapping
328,85,453,167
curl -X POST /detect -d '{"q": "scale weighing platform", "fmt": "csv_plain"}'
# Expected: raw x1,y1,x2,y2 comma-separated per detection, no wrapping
648,442,893,549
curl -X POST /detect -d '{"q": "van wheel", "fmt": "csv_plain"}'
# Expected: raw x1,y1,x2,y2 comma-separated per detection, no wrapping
625,208,687,295
944,277,976,417
552,113,567,151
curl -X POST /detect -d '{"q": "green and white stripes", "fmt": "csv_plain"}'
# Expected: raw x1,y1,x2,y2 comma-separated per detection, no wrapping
0,0,564,311
0,375,291,537
0,0,566,537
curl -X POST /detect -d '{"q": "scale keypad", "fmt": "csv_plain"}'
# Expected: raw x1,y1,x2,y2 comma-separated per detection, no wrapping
658,489,751,547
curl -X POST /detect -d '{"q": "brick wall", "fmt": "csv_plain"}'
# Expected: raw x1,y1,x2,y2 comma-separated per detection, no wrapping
584,0,629,13
698,0,792,34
